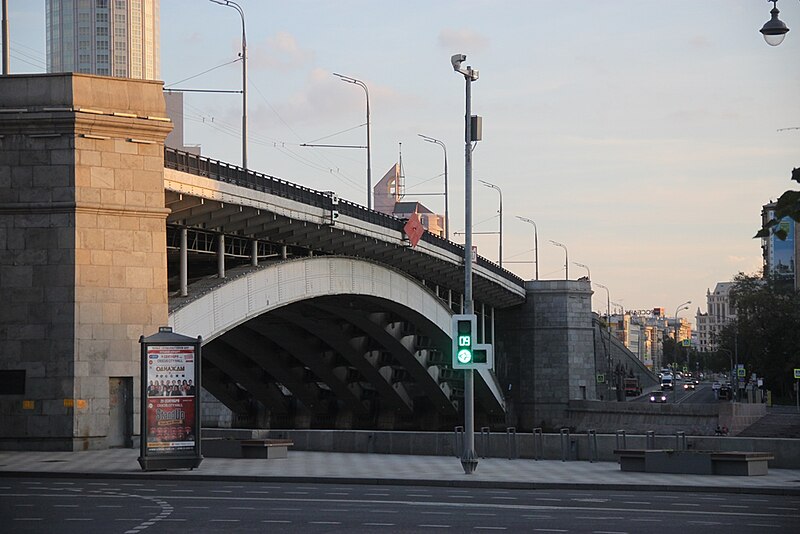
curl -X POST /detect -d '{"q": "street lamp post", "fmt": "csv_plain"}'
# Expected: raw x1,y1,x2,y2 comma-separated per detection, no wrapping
479,180,503,269
516,217,539,280
333,73,372,209
549,240,569,280
573,262,590,280
418,134,449,239
673,300,691,370
452,53,479,475
760,0,790,46
210,0,247,171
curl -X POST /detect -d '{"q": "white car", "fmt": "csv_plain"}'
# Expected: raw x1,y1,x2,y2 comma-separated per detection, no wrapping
712,381,721,391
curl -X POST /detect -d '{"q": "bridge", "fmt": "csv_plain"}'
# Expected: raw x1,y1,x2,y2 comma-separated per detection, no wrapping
162,148,525,429
0,73,655,451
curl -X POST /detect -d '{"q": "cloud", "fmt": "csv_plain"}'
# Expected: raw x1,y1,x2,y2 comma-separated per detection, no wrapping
438,28,489,52
249,31,313,72
688,35,711,49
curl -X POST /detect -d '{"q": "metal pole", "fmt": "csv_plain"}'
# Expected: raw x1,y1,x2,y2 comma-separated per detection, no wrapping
334,74,371,209
2,0,8,75
550,240,568,279
419,135,449,239
462,63,478,475
209,1,247,171
516,216,538,280
479,180,502,268
180,228,188,297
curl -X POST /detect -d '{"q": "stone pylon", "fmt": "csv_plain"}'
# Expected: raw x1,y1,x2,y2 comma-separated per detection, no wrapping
0,73,172,450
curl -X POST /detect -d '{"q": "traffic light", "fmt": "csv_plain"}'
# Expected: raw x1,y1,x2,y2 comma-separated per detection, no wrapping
452,314,476,368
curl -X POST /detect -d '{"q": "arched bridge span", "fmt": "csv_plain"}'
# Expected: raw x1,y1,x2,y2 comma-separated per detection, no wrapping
169,256,505,430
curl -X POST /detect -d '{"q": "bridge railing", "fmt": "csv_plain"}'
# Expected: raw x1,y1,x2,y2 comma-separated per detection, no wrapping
164,148,524,286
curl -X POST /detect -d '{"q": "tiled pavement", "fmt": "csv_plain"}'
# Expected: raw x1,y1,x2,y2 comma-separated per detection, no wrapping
1,448,799,494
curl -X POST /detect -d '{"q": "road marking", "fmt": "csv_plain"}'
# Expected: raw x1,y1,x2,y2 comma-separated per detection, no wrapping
670,503,700,507
262,520,292,523
418,524,451,528
310,521,341,525
623,501,651,505
14,518,44,521
65,518,94,521
285,491,309,495
475,527,507,531
245,491,271,494
319,508,348,512
422,511,451,515
365,493,390,496
592,531,627,534
210,490,232,493
491,496,517,500
170,489,194,493
467,513,496,516
533,529,567,532
325,492,350,496
746,523,778,528
184,506,209,509
364,523,396,526
229,506,256,510
536,498,562,501
768,507,798,511
687,521,724,525
720,505,748,509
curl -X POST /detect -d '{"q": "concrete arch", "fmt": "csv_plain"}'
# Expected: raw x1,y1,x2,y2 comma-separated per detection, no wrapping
169,256,453,342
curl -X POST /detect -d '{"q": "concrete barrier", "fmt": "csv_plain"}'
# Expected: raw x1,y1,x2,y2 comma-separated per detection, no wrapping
202,428,800,469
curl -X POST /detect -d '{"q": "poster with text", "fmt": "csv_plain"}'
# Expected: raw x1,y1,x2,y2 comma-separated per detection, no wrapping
145,345,197,454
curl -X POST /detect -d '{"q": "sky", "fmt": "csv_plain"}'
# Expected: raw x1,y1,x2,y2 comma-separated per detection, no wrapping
6,0,800,325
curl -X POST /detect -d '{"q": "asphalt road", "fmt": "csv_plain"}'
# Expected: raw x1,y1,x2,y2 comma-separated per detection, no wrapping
633,383,720,404
1,477,798,533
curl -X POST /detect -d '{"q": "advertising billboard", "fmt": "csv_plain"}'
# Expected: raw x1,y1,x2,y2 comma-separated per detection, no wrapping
138,327,203,471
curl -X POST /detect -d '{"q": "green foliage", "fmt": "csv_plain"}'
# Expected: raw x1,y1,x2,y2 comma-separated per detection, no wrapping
755,167,800,239
718,273,800,402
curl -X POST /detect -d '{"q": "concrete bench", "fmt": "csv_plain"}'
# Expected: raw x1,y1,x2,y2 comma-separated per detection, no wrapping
710,451,773,476
202,438,293,459
613,449,772,476
241,439,294,459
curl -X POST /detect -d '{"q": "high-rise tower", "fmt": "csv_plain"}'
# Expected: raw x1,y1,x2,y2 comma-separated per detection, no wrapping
46,0,159,80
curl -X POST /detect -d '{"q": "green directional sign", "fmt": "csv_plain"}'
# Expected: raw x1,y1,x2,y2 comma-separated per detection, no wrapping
596,374,605,384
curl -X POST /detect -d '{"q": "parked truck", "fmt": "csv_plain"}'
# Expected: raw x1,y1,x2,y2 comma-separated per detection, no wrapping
624,377,642,397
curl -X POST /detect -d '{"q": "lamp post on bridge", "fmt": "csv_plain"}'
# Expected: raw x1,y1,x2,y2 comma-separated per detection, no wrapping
549,240,569,280
479,179,503,269
333,73,372,209
209,0,247,172
418,134,449,240
516,216,538,280
573,262,590,280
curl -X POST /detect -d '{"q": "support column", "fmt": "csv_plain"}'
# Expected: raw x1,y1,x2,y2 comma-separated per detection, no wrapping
250,239,258,267
217,234,226,278
180,228,188,297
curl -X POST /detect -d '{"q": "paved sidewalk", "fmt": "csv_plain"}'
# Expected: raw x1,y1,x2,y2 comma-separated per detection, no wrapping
1,448,799,494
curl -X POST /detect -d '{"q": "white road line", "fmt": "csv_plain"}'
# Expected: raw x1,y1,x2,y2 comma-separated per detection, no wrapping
245,491,271,494
319,508,348,512
467,513,496,516
533,529,567,532
262,520,292,523
670,503,700,507
720,505,748,509
13,518,44,521
183,506,209,509
421,511,451,515
310,521,341,525
170,489,194,493
490,496,517,500
418,524,451,528
65,518,94,521
209,490,232,493
746,523,778,528
536,498,562,501
365,493,390,496
325,492,350,496
285,491,309,495
475,527,507,531
768,507,798,511
630,519,661,522
363,523,396,526
229,506,256,510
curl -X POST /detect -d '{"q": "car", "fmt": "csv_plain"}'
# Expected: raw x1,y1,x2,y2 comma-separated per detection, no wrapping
649,390,668,403
718,385,732,400
712,381,721,391
683,382,695,390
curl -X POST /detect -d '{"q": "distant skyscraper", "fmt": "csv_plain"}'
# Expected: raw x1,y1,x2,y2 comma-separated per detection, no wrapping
46,0,159,80
761,201,797,286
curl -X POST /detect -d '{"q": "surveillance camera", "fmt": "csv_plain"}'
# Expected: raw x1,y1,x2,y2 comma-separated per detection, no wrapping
451,54,466,71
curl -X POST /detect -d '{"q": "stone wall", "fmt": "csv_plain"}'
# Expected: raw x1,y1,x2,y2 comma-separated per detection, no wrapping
498,280,595,431
0,73,171,450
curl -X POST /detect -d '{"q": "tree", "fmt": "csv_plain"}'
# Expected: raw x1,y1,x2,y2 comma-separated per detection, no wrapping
755,167,800,240
718,273,800,402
